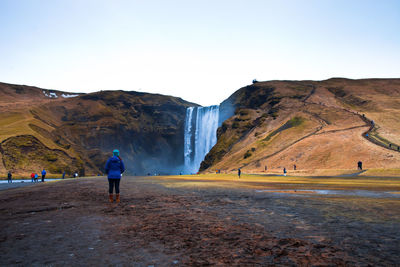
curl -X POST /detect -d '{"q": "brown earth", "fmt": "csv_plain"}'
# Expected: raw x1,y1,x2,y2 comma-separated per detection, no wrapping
1,176,399,266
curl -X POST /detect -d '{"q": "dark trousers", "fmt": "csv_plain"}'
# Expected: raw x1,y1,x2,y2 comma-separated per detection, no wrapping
42,175,45,182
108,179,120,194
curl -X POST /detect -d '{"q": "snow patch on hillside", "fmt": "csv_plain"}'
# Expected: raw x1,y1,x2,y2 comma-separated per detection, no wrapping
43,91,58,98
61,93,79,98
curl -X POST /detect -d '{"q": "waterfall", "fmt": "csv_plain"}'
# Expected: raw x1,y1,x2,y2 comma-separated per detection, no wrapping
184,107,194,168
184,105,219,173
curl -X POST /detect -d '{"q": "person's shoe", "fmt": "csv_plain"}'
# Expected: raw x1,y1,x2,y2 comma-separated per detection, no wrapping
109,194,114,203
116,194,120,203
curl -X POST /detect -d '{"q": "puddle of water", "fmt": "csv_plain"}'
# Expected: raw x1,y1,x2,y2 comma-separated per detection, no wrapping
0,179,61,184
255,189,400,198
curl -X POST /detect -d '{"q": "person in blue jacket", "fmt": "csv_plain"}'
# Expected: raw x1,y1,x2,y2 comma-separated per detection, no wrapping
105,149,125,203
41,168,47,182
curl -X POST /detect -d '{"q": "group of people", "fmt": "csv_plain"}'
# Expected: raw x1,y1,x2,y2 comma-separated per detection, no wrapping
5,168,82,184
29,169,47,182
30,169,47,182
6,169,46,183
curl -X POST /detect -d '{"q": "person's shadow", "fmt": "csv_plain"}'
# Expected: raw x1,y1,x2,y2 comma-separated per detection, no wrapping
338,170,367,177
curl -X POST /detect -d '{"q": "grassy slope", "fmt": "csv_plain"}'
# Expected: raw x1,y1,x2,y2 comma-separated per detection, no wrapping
162,173,400,189
0,84,84,176
203,79,400,173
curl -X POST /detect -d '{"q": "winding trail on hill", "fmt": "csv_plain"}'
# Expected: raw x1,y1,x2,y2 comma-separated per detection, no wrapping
302,85,399,152
239,86,399,169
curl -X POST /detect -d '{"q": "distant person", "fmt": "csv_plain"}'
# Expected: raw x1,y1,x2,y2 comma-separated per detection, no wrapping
7,171,12,183
283,168,287,176
265,165,267,171
294,164,297,170
105,149,125,203
238,168,241,179
34,173,38,182
41,169,46,182
30,172,35,182
62,171,66,179
357,161,363,170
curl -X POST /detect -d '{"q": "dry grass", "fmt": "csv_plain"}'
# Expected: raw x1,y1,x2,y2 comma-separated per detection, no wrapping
159,173,400,191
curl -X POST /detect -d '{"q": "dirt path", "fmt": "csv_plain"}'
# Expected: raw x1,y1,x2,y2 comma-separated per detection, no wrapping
1,176,399,266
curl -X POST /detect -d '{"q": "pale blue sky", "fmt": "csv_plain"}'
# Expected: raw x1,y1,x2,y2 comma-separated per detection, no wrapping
0,0,399,105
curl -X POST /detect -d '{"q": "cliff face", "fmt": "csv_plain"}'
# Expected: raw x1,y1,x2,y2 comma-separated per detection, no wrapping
202,78,400,172
0,82,195,176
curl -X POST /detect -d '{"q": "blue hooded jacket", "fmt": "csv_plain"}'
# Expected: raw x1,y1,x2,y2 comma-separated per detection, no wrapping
105,156,125,179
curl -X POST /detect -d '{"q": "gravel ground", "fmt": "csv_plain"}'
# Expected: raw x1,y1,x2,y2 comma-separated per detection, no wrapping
0,176,399,266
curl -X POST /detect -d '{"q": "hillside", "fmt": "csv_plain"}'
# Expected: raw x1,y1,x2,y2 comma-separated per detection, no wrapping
2,79,400,177
201,78,400,173
0,82,195,177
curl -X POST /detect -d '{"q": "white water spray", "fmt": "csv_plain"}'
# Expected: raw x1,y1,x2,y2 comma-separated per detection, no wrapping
184,105,219,173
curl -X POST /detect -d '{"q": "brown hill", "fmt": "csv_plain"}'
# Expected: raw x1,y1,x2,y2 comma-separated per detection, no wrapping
0,82,195,177
201,78,400,173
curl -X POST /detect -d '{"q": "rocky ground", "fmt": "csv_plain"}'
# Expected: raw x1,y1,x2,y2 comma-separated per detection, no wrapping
0,176,399,266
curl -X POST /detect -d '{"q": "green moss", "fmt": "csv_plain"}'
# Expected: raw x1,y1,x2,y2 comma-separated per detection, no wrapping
44,153,58,162
244,150,252,159
263,116,305,142
0,135,81,174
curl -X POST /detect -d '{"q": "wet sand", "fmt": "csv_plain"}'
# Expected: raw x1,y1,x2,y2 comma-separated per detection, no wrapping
0,176,399,266
0,179,62,191
0,181,41,191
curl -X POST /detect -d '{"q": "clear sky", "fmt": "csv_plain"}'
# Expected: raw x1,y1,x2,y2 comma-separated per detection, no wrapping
0,0,399,106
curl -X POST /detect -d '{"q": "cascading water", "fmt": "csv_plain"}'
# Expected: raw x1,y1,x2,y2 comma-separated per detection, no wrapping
184,107,194,169
184,105,219,174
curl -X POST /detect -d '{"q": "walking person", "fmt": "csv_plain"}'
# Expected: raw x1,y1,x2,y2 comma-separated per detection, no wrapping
7,171,12,183
31,172,35,182
41,168,46,182
62,171,66,179
357,161,363,170
238,168,241,179
105,149,125,203
283,167,287,176
34,173,38,182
